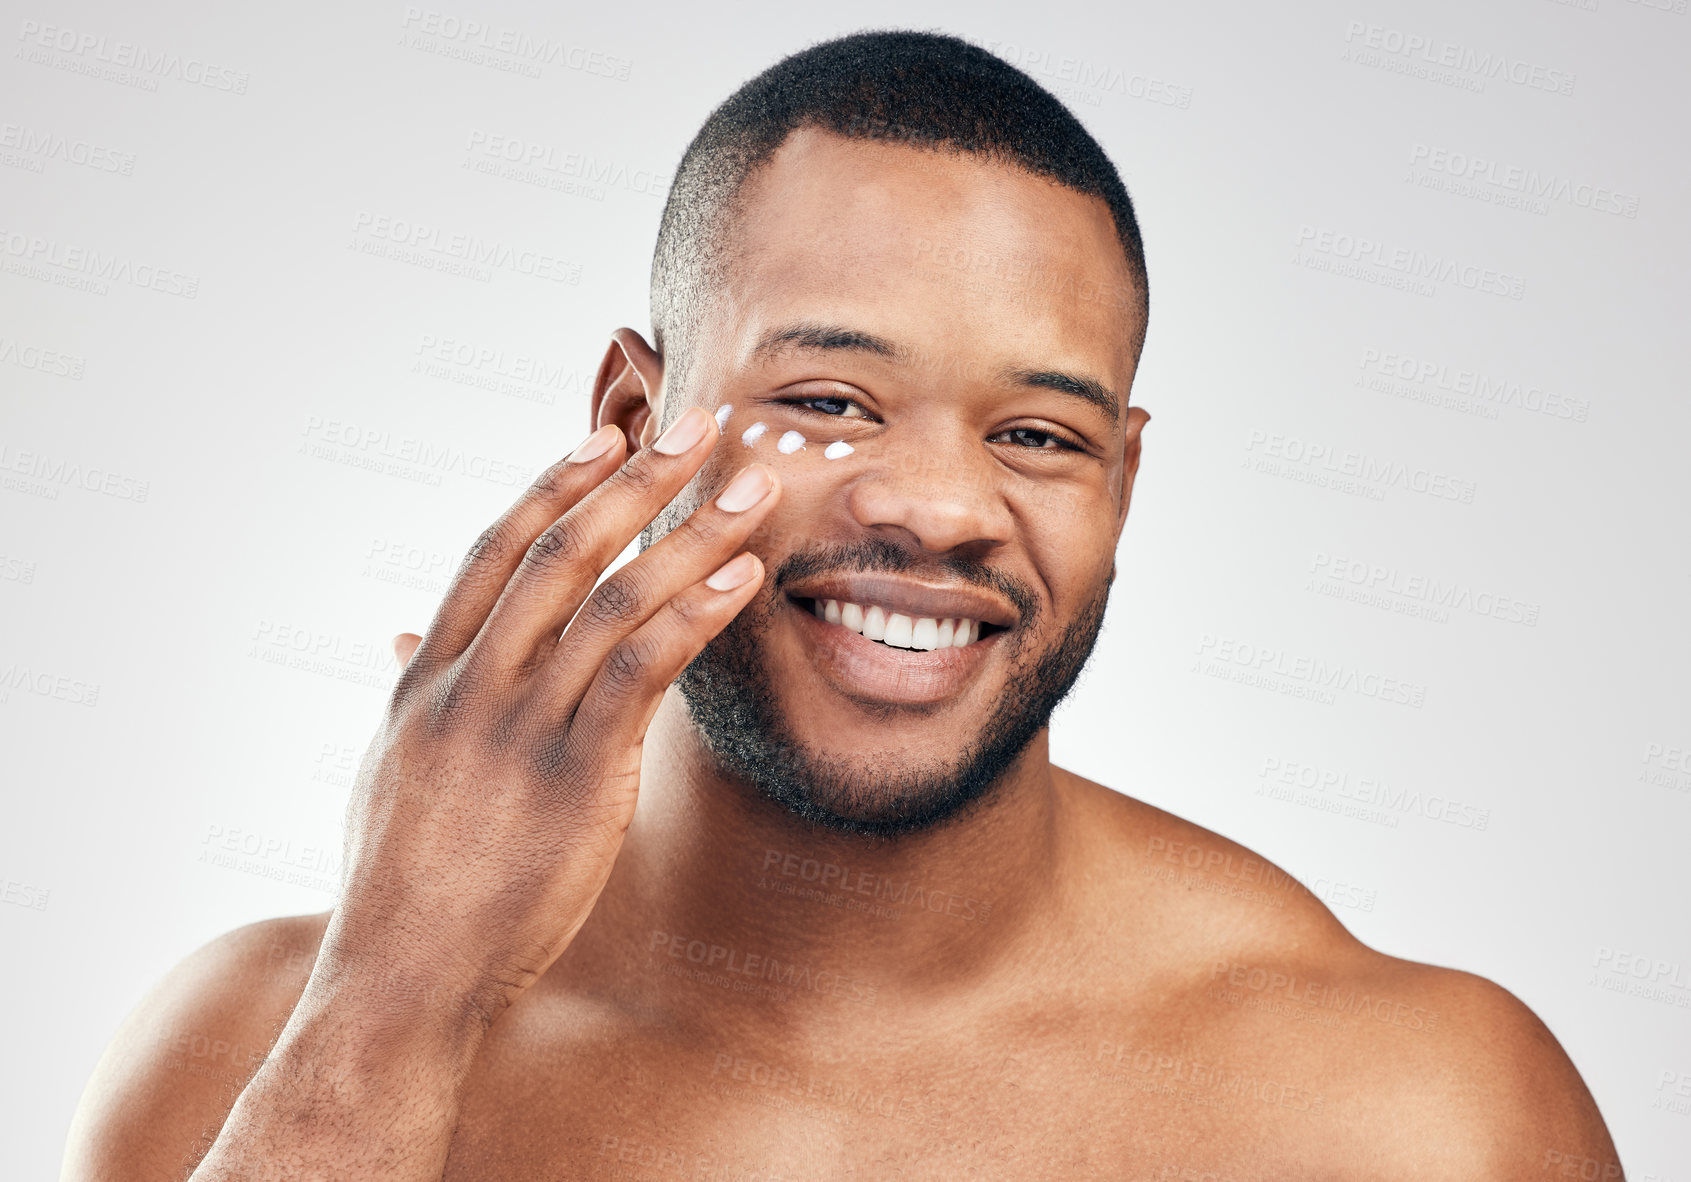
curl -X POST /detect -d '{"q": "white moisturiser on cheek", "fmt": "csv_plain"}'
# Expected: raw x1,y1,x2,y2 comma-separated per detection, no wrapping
714,404,733,430
823,441,854,460
741,421,767,447
776,430,806,454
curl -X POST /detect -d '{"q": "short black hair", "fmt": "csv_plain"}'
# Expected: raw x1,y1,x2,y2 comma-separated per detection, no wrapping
648,28,1150,411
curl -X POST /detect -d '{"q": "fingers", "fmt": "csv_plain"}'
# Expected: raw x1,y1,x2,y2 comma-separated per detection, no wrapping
538,462,780,706
565,552,766,751
463,407,723,673
408,424,627,670
392,633,423,668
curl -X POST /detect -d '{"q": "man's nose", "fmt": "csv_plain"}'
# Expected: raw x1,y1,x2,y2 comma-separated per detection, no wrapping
844,437,1013,554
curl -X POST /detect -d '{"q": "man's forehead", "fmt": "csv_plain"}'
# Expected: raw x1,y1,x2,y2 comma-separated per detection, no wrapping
713,128,1142,399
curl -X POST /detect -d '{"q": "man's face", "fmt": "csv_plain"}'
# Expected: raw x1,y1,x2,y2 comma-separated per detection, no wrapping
653,127,1146,836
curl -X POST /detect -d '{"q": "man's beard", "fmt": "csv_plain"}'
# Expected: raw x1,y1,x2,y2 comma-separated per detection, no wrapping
672,537,1111,839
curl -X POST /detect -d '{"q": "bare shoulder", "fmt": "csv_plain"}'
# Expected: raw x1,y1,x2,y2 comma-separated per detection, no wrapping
60,911,332,1182
1054,767,1622,1178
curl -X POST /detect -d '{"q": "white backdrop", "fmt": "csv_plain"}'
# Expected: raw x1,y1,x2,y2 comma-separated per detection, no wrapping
2,0,1687,1176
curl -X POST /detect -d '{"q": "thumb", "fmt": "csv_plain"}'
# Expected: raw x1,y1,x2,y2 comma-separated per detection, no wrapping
391,632,423,668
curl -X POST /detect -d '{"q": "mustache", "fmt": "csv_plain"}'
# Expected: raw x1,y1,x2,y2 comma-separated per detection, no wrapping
771,537,1039,628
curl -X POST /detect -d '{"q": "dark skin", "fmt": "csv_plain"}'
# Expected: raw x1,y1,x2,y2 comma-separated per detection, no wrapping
61,129,1621,1181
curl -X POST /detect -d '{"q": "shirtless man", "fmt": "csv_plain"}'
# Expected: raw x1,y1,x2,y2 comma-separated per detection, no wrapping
60,29,1621,1182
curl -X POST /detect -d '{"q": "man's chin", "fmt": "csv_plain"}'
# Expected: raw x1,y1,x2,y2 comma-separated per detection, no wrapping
733,739,1020,839
675,570,1110,840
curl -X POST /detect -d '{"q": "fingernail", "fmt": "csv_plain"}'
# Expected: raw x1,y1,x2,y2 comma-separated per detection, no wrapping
715,465,773,513
652,407,713,456
706,553,758,591
566,423,620,464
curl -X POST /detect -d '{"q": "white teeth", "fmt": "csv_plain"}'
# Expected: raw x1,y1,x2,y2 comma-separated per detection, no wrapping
863,605,887,641
911,617,939,651
884,613,914,648
810,599,988,649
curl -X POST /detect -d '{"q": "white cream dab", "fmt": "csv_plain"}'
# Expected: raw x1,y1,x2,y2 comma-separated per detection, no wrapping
714,404,733,430
823,441,854,460
776,430,806,454
741,421,767,447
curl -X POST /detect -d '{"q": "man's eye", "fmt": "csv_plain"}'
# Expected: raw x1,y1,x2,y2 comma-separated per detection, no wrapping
784,395,868,418
994,426,1081,451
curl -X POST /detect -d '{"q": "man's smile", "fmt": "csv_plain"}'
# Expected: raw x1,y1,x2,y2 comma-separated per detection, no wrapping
779,574,1016,706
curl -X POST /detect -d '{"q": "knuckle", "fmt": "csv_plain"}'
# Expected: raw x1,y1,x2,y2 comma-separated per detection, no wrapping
613,456,659,497
587,571,647,628
523,518,584,571
425,662,476,725
665,588,709,629
388,657,432,711
682,508,725,549
527,464,570,503
464,523,512,568
598,636,655,694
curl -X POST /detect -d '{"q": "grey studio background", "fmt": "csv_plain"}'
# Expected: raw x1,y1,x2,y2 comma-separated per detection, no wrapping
2,0,1688,1176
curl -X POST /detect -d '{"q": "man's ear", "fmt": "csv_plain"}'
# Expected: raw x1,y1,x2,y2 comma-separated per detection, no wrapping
1114,405,1151,538
590,327,665,448
1106,406,1150,584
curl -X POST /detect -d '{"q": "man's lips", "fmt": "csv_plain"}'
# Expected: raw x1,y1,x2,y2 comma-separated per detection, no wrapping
781,592,1004,706
780,572,1020,633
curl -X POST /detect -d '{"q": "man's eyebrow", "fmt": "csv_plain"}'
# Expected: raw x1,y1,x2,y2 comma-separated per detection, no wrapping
749,321,905,363
749,321,1121,424
999,367,1120,424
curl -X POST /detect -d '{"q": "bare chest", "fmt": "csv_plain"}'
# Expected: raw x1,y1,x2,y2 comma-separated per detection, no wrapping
438,1021,1334,1181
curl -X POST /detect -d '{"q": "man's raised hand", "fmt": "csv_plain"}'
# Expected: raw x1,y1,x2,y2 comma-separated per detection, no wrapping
321,407,779,1035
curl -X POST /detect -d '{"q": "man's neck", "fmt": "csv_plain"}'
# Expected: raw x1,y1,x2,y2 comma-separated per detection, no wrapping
560,689,1071,1015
